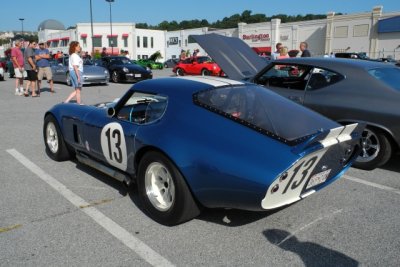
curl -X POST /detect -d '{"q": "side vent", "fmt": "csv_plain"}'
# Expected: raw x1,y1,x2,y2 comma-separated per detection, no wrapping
73,124,79,143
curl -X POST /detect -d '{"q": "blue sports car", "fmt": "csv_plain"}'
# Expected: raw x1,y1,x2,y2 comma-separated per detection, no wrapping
43,76,363,225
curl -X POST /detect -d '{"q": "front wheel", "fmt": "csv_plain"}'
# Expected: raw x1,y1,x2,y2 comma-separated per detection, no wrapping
111,71,119,83
137,151,200,225
43,115,71,161
352,127,392,170
201,69,210,76
66,72,71,86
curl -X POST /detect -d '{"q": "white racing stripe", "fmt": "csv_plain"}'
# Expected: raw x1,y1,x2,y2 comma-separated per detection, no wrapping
6,149,175,267
343,174,400,195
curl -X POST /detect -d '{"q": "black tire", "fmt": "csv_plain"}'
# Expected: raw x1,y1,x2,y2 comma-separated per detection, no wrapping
201,69,210,76
43,115,71,161
66,72,71,86
111,71,119,83
176,68,184,76
352,127,392,170
137,151,200,225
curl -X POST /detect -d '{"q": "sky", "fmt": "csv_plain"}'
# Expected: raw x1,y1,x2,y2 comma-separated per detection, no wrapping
1,0,399,32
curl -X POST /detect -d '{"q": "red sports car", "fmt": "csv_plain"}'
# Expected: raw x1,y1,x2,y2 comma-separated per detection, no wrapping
173,56,224,76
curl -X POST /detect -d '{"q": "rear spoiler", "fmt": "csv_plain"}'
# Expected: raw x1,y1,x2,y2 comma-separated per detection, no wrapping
291,123,365,155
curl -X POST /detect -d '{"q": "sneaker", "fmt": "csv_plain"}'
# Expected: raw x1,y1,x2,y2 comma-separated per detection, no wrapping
15,88,19,95
19,87,24,96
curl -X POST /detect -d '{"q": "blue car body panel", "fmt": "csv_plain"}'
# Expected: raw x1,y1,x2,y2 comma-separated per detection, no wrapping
45,76,363,211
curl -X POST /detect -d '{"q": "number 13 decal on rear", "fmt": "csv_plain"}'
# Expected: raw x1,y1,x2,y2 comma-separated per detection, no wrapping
101,122,128,171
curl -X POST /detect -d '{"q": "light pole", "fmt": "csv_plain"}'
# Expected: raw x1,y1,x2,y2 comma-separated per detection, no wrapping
90,0,94,56
105,0,114,55
19,18,24,37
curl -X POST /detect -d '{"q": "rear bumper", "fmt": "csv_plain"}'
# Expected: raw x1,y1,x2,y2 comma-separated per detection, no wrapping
261,123,363,210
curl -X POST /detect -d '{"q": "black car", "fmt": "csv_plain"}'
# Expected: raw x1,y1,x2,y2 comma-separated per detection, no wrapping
163,58,179,68
95,56,152,83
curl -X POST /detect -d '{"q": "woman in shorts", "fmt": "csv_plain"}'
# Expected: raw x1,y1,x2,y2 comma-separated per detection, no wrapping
64,41,83,104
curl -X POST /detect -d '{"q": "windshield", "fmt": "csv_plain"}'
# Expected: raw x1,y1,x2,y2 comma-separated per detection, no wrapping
368,68,400,91
194,85,338,144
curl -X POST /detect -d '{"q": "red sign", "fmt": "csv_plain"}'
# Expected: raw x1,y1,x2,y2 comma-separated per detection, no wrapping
242,34,270,41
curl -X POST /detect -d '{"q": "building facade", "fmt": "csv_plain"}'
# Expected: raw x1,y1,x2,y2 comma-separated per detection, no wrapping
37,6,400,61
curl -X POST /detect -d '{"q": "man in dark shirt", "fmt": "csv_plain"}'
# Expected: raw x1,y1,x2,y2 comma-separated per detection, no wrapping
300,42,311,57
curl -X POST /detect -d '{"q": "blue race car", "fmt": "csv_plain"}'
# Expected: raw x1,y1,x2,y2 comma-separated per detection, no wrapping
43,76,363,225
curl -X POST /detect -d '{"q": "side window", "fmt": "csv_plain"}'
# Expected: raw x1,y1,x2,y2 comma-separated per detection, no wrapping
257,64,311,91
116,92,168,124
306,68,344,91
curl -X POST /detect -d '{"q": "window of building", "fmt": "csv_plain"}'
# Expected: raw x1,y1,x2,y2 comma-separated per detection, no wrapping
334,26,348,38
353,24,369,37
151,37,154,48
185,39,188,46
142,55,148,59
108,37,117,47
143,37,148,48
179,40,181,47
137,55,141,59
82,38,87,47
93,37,102,48
123,38,128,47
137,36,140,47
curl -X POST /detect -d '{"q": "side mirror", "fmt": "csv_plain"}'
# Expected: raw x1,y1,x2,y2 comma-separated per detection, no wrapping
107,107,115,117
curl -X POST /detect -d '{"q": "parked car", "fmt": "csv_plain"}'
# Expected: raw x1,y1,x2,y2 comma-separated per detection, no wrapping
193,33,400,170
173,56,224,76
50,57,109,86
134,59,163,70
163,58,179,68
43,76,363,225
95,56,153,83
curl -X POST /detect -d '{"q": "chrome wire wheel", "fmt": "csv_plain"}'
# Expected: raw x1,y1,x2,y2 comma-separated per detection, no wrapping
358,128,380,162
145,162,175,211
46,121,59,154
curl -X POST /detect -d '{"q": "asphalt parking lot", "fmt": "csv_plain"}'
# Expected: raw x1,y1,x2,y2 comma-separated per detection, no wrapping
0,68,399,266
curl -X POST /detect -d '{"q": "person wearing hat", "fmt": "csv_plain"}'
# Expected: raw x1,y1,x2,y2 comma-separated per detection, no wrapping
35,42,55,94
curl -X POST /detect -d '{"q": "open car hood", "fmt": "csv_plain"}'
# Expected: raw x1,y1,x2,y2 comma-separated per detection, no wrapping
192,34,267,80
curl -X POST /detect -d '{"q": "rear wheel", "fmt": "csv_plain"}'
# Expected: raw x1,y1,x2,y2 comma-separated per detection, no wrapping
137,151,200,225
201,69,210,76
112,71,119,83
43,115,71,161
176,68,184,76
352,127,392,170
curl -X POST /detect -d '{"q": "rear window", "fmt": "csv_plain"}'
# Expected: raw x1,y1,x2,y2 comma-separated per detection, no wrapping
194,85,338,144
368,68,400,91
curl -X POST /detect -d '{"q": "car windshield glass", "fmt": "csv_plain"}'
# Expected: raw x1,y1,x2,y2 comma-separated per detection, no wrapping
194,85,337,142
83,59,94,65
117,92,168,125
368,68,400,91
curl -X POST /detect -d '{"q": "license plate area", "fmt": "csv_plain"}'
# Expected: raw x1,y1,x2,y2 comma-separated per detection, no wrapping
134,74,142,78
306,169,331,190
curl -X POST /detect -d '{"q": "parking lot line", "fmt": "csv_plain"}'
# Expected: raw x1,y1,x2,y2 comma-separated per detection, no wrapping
6,148,174,267
343,174,400,195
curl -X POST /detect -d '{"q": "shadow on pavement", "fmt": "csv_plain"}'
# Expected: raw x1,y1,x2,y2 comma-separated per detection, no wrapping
380,154,400,172
264,229,359,267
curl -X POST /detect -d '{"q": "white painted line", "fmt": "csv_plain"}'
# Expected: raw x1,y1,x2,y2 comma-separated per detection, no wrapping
278,209,342,246
6,149,174,267
343,174,400,196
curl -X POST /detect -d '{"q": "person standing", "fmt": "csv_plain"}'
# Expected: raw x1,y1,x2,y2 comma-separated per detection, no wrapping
11,39,25,95
24,41,38,97
64,41,83,104
300,42,311,57
271,43,283,60
277,46,290,59
35,42,54,93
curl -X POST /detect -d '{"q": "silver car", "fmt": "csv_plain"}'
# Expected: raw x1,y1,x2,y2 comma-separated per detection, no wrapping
193,34,400,170
50,57,109,86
